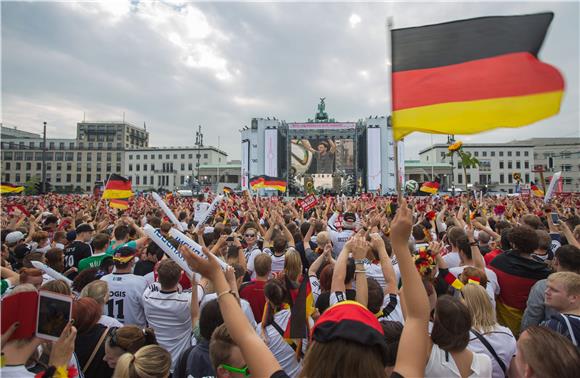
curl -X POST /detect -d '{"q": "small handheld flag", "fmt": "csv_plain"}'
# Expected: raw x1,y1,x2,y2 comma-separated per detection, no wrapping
102,174,133,199
0,183,24,194
530,181,544,197
419,180,440,195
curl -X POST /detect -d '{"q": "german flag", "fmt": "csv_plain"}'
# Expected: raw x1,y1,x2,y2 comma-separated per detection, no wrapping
223,186,232,195
249,176,265,190
419,180,440,195
391,13,564,141
102,174,133,199
530,181,544,197
0,183,24,194
262,176,287,192
284,275,315,340
109,198,129,210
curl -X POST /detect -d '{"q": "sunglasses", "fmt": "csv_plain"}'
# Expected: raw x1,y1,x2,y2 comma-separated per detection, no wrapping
220,364,250,377
244,234,256,237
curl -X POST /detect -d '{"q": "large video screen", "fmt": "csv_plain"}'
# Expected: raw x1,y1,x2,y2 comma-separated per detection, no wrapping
290,137,354,176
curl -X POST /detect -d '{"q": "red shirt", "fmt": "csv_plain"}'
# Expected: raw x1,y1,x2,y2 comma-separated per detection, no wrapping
239,279,267,323
484,249,502,267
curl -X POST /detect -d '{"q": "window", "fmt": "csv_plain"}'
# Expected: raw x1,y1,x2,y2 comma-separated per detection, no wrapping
87,153,92,161
25,152,33,161
129,155,133,160
508,161,512,169
499,162,504,169
77,152,82,160
188,163,193,170
37,163,41,170
466,174,471,184
35,152,42,160
4,174,9,182
25,162,31,170
173,154,177,159
107,153,112,161
116,152,122,161
158,155,162,159
166,154,170,159
86,174,91,182
507,151,512,157
458,174,463,184
97,153,102,161
116,164,122,173
189,154,193,159
4,151,12,160
136,176,140,185
562,164,572,172
508,174,513,184
525,173,530,182
65,152,74,161
15,152,23,160
136,155,140,160
479,160,491,172
143,176,147,185
516,161,521,169
129,164,133,171
56,173,61,183
181,154,185,159
66,174,71,183
5,162,10,170
15,174,20,182
77,174,81,182
500,174,505,184
563,178,573,185
474,151,479,157
181,163,185,170
203,153,208,159
151,164,155,171
516,151,520,157
16,162,21,170
144,155,147,160
491,151,495,157
55,152,64,161
57,163,62,170
136,164,140,171
482,151,487,157
144,164,148,171
499,151,504,157
524,161,529,169
524,151,529,157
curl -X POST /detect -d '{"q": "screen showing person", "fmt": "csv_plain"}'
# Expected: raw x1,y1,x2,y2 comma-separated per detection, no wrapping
36,290,72,341
290,138,354,176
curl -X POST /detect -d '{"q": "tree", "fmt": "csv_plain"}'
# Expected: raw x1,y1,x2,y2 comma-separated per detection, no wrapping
24,176,40,195
447,141,480,191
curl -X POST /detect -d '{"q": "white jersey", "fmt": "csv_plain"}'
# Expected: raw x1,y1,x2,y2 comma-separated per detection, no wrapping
100,273,147,328
246,248,263,279
264,248,285,273
143,285,197,371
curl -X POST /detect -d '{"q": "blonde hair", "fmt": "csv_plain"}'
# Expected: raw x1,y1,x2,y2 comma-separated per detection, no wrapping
284,249,302,282
80,280,109,305
461,283,496,333
113,345,171,378
316,231,330,247
548,271,580,296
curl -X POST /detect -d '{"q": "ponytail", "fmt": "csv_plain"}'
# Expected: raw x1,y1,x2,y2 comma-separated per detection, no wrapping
113,345,171,378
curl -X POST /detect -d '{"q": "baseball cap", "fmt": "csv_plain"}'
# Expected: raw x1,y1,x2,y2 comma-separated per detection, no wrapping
113,246,137,264
14,243,32,260
5,231,25,245
343,212,356,222
66,231,77,242
76,223,95,234
311,300,388,365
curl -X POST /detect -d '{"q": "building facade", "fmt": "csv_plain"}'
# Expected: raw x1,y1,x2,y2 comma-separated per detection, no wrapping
419,138,580,193
124,146,228,191
1,122,231,193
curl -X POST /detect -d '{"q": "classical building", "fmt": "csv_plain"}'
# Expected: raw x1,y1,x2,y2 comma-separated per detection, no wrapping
419,138,580,193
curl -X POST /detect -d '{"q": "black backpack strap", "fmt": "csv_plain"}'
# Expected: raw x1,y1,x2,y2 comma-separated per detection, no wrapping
470,329,507,375
270,321,298,352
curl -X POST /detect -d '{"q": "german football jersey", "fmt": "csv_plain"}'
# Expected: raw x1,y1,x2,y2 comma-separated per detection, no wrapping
100,273,147,328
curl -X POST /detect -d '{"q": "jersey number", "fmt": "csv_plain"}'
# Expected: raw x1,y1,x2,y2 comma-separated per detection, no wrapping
107,298,125,320
64,255,75,268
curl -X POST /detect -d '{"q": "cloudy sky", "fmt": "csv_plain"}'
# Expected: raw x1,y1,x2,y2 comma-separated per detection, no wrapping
2,1,578,160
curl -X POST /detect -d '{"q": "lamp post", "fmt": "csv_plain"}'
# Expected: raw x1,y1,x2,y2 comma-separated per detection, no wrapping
447,134,455,196
195,125,204,194
42,122,47,194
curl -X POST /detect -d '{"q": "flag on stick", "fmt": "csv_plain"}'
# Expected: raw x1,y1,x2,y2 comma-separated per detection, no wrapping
420,180,440,195
391,12,564,141
530,181,544,197
109,198,129,210
102,174,133,199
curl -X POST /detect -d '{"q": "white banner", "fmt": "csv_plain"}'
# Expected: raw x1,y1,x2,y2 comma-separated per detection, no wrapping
366,127,382,191
143,225,198,280
152,192,184,231
544,171,562,203
193,195,224,232
169,228,228,270
241,139,249,190
264,128,278,177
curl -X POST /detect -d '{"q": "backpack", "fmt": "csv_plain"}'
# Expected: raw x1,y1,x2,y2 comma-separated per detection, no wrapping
552,313,580,346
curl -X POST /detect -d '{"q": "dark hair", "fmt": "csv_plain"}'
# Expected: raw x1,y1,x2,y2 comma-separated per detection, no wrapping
157,260,181,289
447,226,466,247
381,321,403,367
109,326,157,353
91,233,110,251
556,245,580,274
508,226,539,254
114,225,131,241
456,235,472,260
522,214,543,230
148,216,162,229
500,228,512,251
367,278,384,314
146,242,165,261
431,295,471,352
345,258,356,283
272,236,287,254
412,225,426,241
199,299,224,341
319,264,334,292
99,256,114,273
72,268,99,293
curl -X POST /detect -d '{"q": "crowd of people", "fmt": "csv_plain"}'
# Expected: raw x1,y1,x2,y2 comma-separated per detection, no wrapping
1,190,580,378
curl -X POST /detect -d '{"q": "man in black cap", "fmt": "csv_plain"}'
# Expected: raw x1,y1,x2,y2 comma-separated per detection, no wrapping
63,223,94,278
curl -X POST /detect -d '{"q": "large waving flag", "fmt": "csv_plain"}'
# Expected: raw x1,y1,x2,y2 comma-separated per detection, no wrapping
109,198,129,210
249,175,287,192
391,13,564,141
102,174,134,199
0,183,24,194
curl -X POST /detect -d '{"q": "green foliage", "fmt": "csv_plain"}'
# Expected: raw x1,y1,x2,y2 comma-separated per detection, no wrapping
24,176,40,195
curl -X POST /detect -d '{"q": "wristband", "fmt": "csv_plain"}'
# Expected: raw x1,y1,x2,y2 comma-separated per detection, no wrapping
354,259,365,265
217,290,235,300
355,270,366,274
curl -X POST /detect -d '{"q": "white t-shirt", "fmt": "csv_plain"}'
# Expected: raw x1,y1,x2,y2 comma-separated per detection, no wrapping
468,325,516,378
200,292,257,328
449,266,499,309
328,229,354,257
425,342,492,377
100,273,148,327
246,248,263,279
308,275,321,304
364,263,386,290
143,286,195,371
256,310,307,378
99,315,123,328
443,251,462,269
263,248,285,273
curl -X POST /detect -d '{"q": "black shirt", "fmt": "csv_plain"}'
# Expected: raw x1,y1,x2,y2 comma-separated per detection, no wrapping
75,324,114,378
64,241,92,272
134,260,155,276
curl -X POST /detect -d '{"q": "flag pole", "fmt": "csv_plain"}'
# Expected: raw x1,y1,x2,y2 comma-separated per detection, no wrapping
386,16,402,201
95,173,111,221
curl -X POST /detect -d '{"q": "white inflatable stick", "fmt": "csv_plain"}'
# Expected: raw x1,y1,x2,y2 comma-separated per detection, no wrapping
152,192,184,231
169,228,228,270
143,224,198,280
193,195,224,233
31,261,73,286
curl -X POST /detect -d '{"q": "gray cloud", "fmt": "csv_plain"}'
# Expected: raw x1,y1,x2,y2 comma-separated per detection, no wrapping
2,1,578,159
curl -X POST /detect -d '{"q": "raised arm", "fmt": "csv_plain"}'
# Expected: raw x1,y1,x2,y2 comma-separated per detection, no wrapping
370,234,397,295
391,199,430,377
331,241,350,294
181,246,282,378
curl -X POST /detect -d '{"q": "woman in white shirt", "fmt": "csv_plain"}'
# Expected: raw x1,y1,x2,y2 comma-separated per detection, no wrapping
462,283,516,378
425,295,492,377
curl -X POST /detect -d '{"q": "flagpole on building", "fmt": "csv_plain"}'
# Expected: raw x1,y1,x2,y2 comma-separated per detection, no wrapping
386,16,402,201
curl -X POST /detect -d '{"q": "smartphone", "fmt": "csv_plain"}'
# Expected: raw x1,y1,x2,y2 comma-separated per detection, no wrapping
36,291,72,341
551,213,560,225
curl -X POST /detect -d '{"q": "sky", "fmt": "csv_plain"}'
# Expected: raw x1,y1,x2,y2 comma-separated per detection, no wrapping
2,0,579,161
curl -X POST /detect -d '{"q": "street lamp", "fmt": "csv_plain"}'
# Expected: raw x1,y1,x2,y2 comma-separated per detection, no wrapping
447,135,456,196
195,125,204,194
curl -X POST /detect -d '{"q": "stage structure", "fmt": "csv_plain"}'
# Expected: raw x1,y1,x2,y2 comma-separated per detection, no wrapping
240,99,403,195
